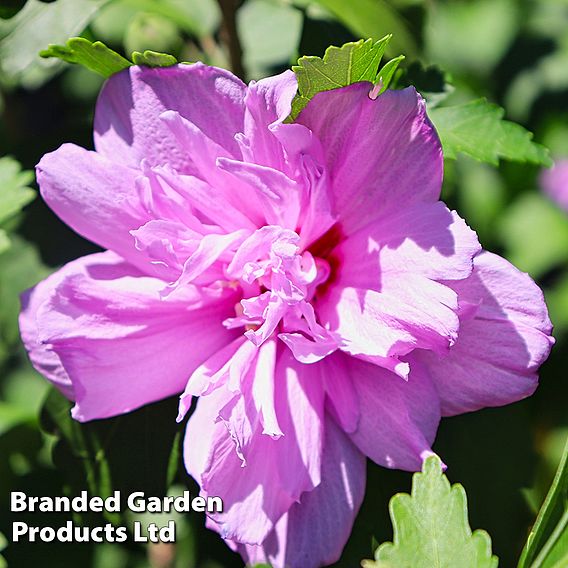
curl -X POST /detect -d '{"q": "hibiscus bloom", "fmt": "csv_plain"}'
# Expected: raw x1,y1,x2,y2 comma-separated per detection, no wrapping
20,63,553,567
541,158,568,212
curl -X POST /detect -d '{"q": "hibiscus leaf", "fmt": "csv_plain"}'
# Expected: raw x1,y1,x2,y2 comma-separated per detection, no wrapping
518,435,568,568
40,37,131,78
428,99,552,166
289,36,402,120
131,49,178,68
375,54,404,95
40,37,180,77
362,456,499,568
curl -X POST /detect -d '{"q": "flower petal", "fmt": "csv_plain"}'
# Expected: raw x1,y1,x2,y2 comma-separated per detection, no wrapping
298,85,443,234
332,202,481,289
184,390,296,545
184,347,324,545
346,354,441,471
318,283,459,373
416,252,555,416
33,251,238,421
241,70,298,170
235,415,366,568
19,262,82,400
36,144,149,269
94,63,246,170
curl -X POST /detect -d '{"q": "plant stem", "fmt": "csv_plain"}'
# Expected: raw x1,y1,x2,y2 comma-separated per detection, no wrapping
216,0,245,79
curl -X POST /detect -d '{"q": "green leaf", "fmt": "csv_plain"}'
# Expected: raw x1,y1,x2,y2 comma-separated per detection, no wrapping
428,99,552,166
375,54,404,95
363,456,498,568
0,0,108,88
41,37,180,77
518,435,568,568
131,49,178,68
40,37,131,78
289,37,398,120
0,156,35,226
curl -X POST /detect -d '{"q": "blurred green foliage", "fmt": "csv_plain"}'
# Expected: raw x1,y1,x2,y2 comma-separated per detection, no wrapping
0,0,567,567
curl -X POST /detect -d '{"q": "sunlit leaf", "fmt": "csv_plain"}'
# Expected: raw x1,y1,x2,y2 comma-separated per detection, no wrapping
429,99,552,166
362,456,498,568
131,49,178,67
289,37,398,119
40,37,131,78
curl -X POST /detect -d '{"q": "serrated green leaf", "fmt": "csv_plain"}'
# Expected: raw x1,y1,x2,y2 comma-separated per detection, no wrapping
518,435,568,568
40,37,131,78
363,456,498,568
131,49,178,68
289,37,399,120
0,156,35,226
41,38,179,77
429,99,552,166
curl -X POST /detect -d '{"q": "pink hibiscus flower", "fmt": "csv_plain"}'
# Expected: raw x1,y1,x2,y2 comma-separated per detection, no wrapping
20,63,554,567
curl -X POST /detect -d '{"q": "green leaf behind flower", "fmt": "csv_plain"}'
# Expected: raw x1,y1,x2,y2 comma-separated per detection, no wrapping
428,99,552,166
289,37,403,120
40,37,179,78
362,456,498,568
